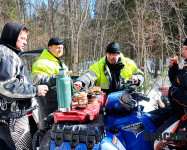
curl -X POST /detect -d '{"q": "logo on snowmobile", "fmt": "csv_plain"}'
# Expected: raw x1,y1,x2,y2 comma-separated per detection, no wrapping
121,122,145,138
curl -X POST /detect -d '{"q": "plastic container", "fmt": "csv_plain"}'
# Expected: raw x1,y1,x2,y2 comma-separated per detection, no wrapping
88,94,97,104
77,92,88,109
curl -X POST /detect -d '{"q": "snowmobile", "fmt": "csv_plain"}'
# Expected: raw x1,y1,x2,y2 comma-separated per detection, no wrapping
96,82,157,150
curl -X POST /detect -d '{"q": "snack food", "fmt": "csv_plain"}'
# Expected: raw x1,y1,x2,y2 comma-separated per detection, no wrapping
173,56,178,63
93,86,101,92
66,70,72,75
74,93,79,102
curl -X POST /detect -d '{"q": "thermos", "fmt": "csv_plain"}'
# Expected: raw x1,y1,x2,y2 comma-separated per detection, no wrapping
56,68,72,112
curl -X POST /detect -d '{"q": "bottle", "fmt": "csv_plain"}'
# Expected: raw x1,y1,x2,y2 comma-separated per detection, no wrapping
56,68,72,112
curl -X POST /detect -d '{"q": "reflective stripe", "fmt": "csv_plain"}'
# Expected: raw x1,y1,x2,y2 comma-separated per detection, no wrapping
87,70,96,77
86,70,98,84
105,65,111,78
85,72,94,82
133,69,143,75
100,83,109,89
31,74,42,84
103,64,112,89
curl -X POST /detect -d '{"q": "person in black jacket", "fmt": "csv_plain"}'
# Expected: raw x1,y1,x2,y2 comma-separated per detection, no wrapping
0,23,48,150
152,39,187,150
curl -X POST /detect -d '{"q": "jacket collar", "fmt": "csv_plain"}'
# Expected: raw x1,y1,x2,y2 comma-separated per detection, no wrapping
106,57,124,69
38,49,59,62
0,40,22,54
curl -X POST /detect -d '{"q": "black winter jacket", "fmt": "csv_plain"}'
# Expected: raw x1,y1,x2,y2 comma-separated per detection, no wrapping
168,62,187,115
0,23,38,119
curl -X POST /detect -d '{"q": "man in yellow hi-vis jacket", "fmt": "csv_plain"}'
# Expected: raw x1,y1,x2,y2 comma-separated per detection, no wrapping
74,42,144,95
31,37,68,129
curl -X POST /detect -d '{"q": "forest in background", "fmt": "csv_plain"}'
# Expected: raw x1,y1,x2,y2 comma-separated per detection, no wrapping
0,0,187,94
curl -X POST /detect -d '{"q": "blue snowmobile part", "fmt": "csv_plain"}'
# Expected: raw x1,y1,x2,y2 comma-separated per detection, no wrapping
102,91,157,150
105,113,157,150
50,141,102,150
50,141,89,150
50,141,71,150
105,91,125,110
92,143,100,150
99,137,124,150
105,111,156,128
75,143,88,150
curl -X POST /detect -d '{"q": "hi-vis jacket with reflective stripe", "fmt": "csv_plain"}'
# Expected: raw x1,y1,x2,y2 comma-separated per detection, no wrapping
31,49,67,86
31,49,68,126
76,53,144,92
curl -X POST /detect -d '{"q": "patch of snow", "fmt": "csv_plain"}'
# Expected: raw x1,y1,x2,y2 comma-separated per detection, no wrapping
140,77,171,112
139,89,161,112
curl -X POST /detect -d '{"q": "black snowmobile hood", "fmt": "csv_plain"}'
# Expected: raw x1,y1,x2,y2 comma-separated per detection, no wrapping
0,23,25,54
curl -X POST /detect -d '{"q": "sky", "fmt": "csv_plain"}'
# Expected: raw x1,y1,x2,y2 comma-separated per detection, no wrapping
25,0,96,19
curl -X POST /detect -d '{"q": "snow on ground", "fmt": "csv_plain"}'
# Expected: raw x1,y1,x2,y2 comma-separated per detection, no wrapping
139,89,161,112
139,76,171,112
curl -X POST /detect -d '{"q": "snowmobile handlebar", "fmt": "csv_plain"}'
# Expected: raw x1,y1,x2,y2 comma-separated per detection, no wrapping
123,80,150,102
131,92,150,102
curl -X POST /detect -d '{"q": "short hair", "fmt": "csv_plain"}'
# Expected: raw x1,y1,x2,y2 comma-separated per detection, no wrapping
22,26,29,34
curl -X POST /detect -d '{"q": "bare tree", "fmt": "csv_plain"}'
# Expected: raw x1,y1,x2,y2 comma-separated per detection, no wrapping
15,0,25,24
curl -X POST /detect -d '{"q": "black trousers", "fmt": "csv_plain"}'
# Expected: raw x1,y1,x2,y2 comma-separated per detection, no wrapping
0,122,16,150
